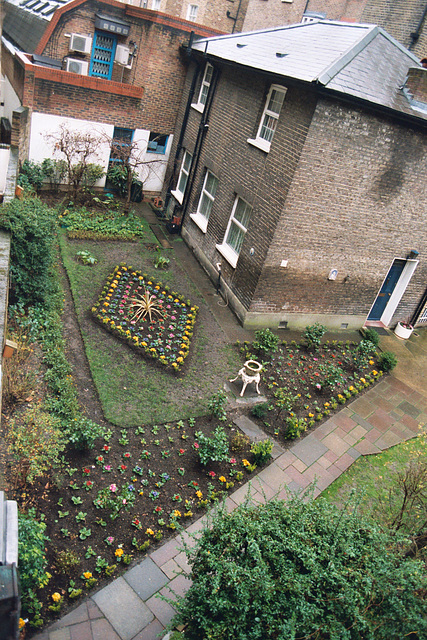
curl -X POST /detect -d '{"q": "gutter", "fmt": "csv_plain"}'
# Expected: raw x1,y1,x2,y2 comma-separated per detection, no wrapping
409,2,427,50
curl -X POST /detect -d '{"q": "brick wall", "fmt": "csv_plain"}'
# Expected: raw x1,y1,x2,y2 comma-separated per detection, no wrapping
251,99,427,325
37,1,194,133
361,0,426,52
174,61,317,311
164,0,249,33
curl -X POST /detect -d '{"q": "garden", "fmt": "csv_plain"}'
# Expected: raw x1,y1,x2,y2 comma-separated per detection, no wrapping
0,182,400,636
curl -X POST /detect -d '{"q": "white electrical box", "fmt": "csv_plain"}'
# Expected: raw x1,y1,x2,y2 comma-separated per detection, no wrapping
66,58,89,75
115,45,130,65
69,34,92,54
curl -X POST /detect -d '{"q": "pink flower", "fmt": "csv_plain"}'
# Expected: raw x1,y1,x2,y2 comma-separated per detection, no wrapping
110,484,117,492
208,471,216,477
230,458,237,464
193,442,199,449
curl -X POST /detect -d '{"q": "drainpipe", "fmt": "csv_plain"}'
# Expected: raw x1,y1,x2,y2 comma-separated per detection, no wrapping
409,2,427,50
179,65,220,231
163,33,200,213
226,0,244,34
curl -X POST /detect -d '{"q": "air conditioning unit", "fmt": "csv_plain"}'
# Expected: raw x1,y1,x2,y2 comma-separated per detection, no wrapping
69,33,92,54
66,58,89,75
115,45,130,66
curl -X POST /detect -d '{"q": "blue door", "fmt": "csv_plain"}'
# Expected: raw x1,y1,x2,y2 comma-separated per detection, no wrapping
368,259,405,321
89,32,117,80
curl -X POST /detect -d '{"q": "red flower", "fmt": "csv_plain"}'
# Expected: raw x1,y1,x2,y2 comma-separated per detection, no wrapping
83,468,90,475
103,445,110,452
208,471,216,477
121,465,127,471
86,481,93,487
179,449,185,455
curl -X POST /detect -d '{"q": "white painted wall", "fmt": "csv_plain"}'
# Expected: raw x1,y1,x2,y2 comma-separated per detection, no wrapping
1,76,22,122
28,116,172,192
0,147,10,193
29,114,114,187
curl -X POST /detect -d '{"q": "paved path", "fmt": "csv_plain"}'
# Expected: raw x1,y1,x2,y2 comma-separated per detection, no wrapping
34,350,427,640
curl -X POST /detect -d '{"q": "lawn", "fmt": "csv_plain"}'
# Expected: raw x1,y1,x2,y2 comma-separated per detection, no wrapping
59,231,240,426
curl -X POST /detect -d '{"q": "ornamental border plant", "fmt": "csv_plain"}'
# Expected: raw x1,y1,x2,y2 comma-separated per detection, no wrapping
91,263,198,372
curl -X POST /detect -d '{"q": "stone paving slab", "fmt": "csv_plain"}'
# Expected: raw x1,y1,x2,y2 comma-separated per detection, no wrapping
289,436,329,466
92,578,154,640
124,557,169,601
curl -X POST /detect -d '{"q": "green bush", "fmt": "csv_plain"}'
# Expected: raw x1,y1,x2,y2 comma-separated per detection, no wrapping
355,338,377,367
170,496,427,640
195,425,229,466
252,329,279,355
207,390,227,421
378,351,398,372
0,198,58,305
66,415,105,450
250,402,270,419
18,509,50,623
302,323,327,351
17,160,45,192
250,439,273,466
363,328,380,346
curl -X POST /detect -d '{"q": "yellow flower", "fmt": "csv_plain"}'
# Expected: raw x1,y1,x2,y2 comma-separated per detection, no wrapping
115,548,124,557
52,592,62,602
173,510,181,518
308,413,314,418
141,341,147,347
146,528,154,536
177,357,183,363
83,572,92,579
242,459,250,467
196,490,203,499
369,359,375,365
219,476,226,483
19,619,26,629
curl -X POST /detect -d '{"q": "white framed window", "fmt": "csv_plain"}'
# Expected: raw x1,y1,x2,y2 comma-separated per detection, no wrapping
190,170,218,232
171,150,192,204
152,0,161,9
186,4,198,21
248,84,287,152
216,196,252,267
192,63,213,112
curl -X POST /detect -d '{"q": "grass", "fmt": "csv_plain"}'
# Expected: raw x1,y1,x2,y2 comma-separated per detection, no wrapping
59,231,242,426
321,429,427,529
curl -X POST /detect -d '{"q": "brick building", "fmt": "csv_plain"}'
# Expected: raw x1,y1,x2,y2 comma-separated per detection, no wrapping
165,21,427,331
242,0,427,59
1,0,221,190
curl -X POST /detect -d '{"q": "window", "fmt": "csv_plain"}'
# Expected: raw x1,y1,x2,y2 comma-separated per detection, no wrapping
152,0,161,9
190,170,218,232
186,4,198,21
171,150,192,204
89,31,117,80
247,84,287,152
147,132,169,154
216,197,252,267
192,63,213,112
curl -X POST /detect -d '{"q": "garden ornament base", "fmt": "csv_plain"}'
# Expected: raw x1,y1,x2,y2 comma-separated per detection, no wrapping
230,360,262,397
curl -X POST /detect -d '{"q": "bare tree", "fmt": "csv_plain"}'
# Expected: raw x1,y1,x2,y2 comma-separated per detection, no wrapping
107,135,166,212
45,124,104,200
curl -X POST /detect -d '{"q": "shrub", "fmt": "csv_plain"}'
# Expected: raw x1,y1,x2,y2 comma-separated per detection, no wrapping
250,439,273,466
302,323,327,351
252,329,279,355
378,351,398,372
195,426,229,466
55,549,81,573
230,432,250,452
207,390,227,421
250,402,270,419
284,415,307,439
17,160,45,192
66,416,105,450
0,198,58,305
318,362,345,390
18,509,50,623
354,338,377,367
169,496,427,640
6,406,66,486
363,328,380,346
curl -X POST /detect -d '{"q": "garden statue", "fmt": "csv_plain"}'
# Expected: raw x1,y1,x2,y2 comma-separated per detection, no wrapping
230,360,262,397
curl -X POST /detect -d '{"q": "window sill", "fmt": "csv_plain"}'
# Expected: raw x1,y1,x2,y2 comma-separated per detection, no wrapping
190,213,208,233
216,243,238,268
191,103,205,114
146,149,166,155
170,189,184,204
247,137,271,153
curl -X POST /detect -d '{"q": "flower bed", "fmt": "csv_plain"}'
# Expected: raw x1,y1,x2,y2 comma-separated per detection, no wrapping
91,263,198,371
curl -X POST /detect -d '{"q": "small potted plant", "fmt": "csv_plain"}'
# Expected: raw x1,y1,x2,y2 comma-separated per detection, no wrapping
394,318,414,339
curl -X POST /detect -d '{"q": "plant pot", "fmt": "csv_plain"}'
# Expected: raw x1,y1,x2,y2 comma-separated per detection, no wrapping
244,360,262,376
394,322,414,339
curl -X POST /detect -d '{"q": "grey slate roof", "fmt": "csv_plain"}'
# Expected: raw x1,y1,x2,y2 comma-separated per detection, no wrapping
192,20,425,121
3,0,74,52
